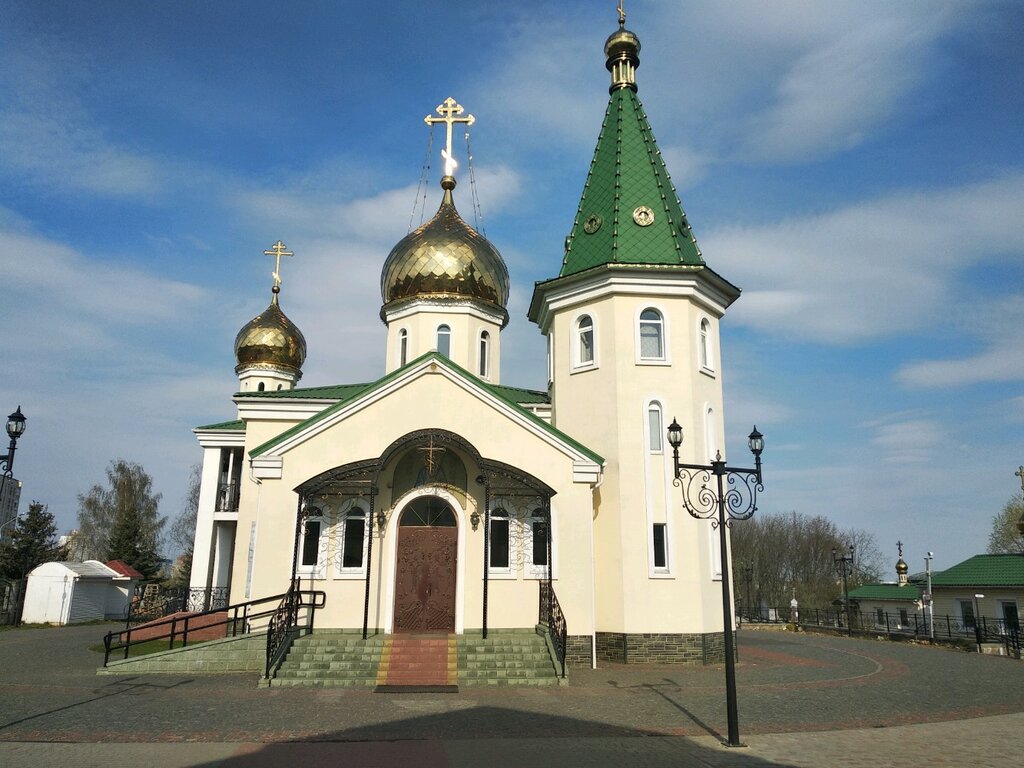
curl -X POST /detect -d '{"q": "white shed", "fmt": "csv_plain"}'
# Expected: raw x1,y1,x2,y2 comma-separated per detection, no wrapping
22,560,136,624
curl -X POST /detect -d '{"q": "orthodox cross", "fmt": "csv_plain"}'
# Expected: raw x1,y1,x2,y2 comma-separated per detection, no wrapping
418,435,446,477
1016,465,1024,494
618,0,626,25
897,540,903,558
263,240,294,291
424,97,475,177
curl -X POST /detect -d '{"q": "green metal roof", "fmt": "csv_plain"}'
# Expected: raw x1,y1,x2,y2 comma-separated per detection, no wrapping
235,382,373,400
249,352,599,464
848,583,922,602
931,554,1024,587
560,87,703,277
194,419,245,431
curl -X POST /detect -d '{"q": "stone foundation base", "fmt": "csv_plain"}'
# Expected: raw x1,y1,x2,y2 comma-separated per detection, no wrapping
591,631,729,665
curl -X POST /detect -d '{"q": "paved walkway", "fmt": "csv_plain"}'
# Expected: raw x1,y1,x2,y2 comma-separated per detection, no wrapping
1,624,1022,766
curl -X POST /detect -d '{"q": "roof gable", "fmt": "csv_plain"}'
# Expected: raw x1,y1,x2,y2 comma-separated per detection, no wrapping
249,352,601,466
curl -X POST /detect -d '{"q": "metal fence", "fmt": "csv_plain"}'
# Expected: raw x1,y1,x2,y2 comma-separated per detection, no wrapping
126,586,230,626
741,605,1021,659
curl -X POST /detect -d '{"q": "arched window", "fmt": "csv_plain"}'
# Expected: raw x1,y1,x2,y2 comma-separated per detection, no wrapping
398,328,409,367
699,318,713,370
436,324,451,358
489,508,510,573
639,308,664,360
647,402,663,453
478,330,490,377
576,315,594,366
257,381,265,392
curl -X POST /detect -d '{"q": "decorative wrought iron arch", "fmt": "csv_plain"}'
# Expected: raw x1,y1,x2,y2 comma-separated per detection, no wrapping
284,427,557,640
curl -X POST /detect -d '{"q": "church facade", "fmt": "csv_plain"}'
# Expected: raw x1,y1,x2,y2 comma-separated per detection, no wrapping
189,14,743,666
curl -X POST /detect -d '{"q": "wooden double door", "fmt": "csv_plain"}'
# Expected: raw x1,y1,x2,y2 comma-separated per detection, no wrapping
393,497,457,633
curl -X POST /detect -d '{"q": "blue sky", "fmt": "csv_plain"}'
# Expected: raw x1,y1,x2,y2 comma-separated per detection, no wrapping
2,1,1022,572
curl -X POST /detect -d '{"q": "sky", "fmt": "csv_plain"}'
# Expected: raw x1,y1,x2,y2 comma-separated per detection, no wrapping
1,0,1022,573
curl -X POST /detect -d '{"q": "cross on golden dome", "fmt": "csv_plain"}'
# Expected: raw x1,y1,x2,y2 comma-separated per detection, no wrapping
424,97,475,178
263,240,294,294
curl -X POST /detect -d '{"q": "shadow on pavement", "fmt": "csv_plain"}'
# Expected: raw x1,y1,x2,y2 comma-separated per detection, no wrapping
184,704,800,768
0,676,194,733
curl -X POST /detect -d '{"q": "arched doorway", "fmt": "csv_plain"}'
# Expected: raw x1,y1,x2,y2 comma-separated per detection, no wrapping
393,496,458,632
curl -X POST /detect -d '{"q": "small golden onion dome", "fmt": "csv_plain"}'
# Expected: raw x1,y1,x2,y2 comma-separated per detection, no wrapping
896,557,909,576
380,177,509,316
234,288,307,375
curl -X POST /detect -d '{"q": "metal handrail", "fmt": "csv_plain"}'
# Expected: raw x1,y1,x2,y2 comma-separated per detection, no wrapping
102,588,325,667
265,580,326,680
539,580,567,678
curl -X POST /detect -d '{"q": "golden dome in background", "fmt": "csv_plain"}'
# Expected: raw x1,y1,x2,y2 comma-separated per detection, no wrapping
234,289,307,376
380,177,509,321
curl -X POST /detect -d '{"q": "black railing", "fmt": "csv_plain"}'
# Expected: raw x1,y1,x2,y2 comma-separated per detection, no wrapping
539,580,567,678
737,605,794,625
265,580,325,680
797,607,1021,652
127,586,230,625
103,588,325,667
216,481,240,512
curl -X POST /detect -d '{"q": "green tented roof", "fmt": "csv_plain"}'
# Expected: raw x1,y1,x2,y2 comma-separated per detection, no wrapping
194,419,245,431
848,583,922,602
931,554,1024,587
249,352,597,464
560,87,703,277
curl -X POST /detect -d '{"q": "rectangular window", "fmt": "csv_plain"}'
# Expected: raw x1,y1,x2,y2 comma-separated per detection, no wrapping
490,517,510,569
341,517,365,569
640,324,663,358
648,406,663,452
652,523,667,569
959,600,976,629
531,519,548,567
1001,602,1019,633
875,607,884,625
301,520,321,567
899,608,909,625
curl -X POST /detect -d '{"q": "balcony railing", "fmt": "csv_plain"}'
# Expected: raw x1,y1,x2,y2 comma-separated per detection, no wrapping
216,482,240,512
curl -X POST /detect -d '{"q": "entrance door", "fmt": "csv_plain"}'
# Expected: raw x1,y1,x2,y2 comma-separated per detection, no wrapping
393,497,457,632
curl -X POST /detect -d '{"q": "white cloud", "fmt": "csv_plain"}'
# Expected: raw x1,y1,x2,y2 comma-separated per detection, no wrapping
705,174,1024,344
898,296,1024,387
868,417,944,465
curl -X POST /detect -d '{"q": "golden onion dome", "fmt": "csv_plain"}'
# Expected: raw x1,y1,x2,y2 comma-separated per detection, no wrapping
604,19,640,92
895,557,909,576
380,177,509,319
234,288,307,376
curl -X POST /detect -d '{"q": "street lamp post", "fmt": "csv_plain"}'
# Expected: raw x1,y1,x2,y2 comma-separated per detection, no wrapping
924,551,934,640
667,419,764,748
832,545,855,637
974,593,985,653
0,407,28,537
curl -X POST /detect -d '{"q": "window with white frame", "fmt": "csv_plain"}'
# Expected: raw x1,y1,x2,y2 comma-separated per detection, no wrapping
575,314,594,367
699,318,713,371
639,308,665,360
436,324,451,358
526,507,551,577
647,402,664,453
478,330,490,377
298,507,327,577
398,328,409,367
338,505,368,573
652,523,668,570
488,508,511,574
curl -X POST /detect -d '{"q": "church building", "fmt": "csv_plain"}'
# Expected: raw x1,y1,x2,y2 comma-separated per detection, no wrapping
189,11,744,672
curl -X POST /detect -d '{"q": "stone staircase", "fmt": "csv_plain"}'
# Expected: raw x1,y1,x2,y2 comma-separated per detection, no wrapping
271,631,386,687
457,629,561,687
269,629,561,688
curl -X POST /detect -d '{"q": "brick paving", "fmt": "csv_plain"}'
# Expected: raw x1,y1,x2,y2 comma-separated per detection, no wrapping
0,623,1023,766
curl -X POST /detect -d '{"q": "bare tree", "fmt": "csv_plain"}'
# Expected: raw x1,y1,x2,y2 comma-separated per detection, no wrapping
987,494,1024,554
731,511,887,610
167,463,201,587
